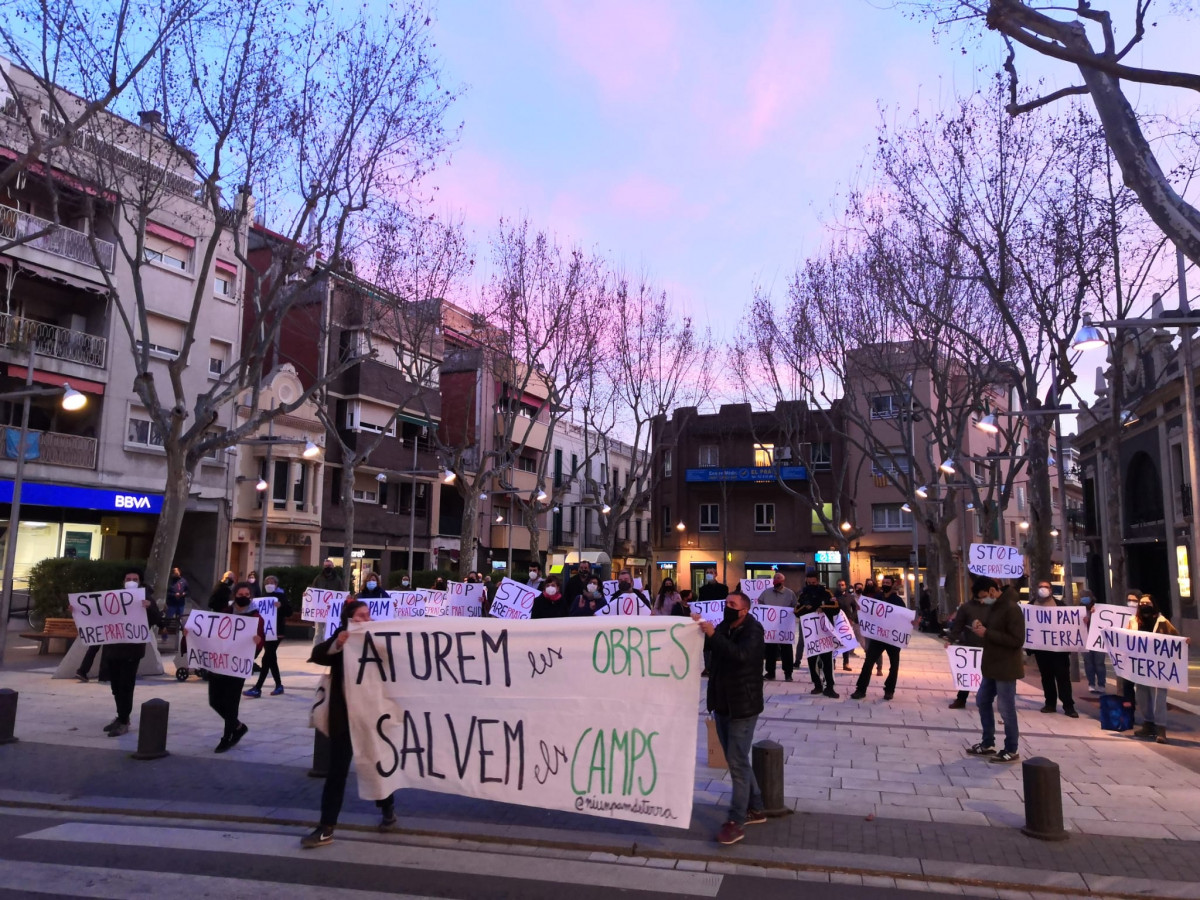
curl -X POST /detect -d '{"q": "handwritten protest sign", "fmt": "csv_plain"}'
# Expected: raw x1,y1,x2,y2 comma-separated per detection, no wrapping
1022,605,1086,651
183,611,260,678
418,589,446,617
68,587,150,646
751,604,796,644
343,617,703,828
688,599,723,625
385,591,425,619
302,588,346,624
596,591,651,617
798,612,838,659
946,645,982,692
489,578,539,620
1086,604,1135,652
443,582,485,617
1101,628,1189,690
739,578,772,602
858,596,913,649
251,597,278,640
968,543,1024,578
829,611,859,654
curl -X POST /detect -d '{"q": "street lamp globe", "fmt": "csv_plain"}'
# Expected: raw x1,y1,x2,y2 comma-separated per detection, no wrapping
1070,316,1107,351
60,385,87,411
974,413,999,435
302,440,321,458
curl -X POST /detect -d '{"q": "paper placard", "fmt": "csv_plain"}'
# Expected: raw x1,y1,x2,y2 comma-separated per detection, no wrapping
343,617,703,828
968,543,1024,577
798,612,838,659
828,611,859,654
688,598,724,625
386,591,426,619
1085,604,1135,652
68,587,150,646
857,596,913,649
183,610,260,678
1101,628,1189,690
596,591,651,617
1022,605,1086,651
442,582,486,618
946,645,982,692
489,578,539,620
739,578,772,602
302,588,347,623
751,604,796,644
251,597,278,640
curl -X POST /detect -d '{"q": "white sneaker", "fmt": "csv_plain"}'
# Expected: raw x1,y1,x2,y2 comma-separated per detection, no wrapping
1088,685,1101,694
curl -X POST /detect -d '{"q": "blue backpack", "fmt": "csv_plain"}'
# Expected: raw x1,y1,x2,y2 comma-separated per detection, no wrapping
1099,693,1134,731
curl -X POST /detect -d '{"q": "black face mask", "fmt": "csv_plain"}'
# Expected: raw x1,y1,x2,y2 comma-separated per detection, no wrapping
234,595,252,607
723,607,740,626
1138,608,1157,620
323,566,333,574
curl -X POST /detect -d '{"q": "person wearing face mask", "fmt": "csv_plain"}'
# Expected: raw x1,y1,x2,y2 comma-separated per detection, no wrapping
614,569,650,612
246,571,259,595
398,574,413,590
208,583,264,753
945,580,990,709
311,558,343,591
568,576,606,616
652,578,683,616
94,570,162,735
357,571,387,599
697,567,729,602
207,570,235,613
1117,591,1142,715
850,575,914,701
965,577,1024,763
531,574,568,618
525,565,544,591
760,571,797,681
859,579,884,677
1078,591,1107,694
795,570,837,692
694,590,766,845
1127,595,1189,744
1030,580,1077,718
563,561,594,609
245,575,292,698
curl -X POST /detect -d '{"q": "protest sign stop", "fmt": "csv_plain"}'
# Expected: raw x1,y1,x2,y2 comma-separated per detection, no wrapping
69,587,151,646
968,543,1024,578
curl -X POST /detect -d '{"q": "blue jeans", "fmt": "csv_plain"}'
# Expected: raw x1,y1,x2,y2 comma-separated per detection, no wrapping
1083,651,1106,689
713,712,762,826
977,677,1019,754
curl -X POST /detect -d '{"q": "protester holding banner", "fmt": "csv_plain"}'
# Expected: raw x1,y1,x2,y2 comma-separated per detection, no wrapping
302,600,396,848
245,575,291,698
208,584,264,753
567,574,606,616
850,575,908,701
614,569,650,608
1128,595,1188,744
966,578,1024,763
531,575,569,618
945,589,989,710
1031,580,1078,719
760,571,797,681
651,577,683,616
92,571,162,735
695,589,766,846
796,570,836,692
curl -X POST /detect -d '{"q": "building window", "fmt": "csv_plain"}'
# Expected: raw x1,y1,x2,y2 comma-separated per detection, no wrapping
293,462,308,511
1017,485,1026,511
208,339,230,378
126,412,164,449
871,503,912,531
810,442,832,470
699,444,719,467
214,273,233,297
662,449,673,478
352,486,377,503
144,245,189,271
399,349,440,387
661,504,672,535
136,314,184,359
345,400,397,436
870,448,910,477
517,455,537,473
754,503,775,533
699,503,719,533
870,393,906,419
811,502,834,533
754,443,775,467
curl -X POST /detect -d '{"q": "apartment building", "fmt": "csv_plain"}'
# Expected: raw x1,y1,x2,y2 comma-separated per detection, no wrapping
0,63,243,593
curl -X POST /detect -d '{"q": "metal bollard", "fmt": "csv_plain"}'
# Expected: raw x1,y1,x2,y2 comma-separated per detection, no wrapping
751,740,792,817
307,729,330,778
1020,757,1068,841
131,698,170,760
0,689,17,745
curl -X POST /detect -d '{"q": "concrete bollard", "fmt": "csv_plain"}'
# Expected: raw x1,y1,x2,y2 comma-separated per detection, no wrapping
308,729,330,778
1020,757,1068,841
131,698,170,760
0,689,17,744
751,740,792,817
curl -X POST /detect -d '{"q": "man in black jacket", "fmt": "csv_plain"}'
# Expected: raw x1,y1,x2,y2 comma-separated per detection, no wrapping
695,589,766,846
850,575,913,701
796,570,839,697
945,590,989,709
563,560,594,609
696,567,729,601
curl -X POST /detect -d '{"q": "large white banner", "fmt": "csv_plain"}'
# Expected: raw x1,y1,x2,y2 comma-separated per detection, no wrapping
1085,604,1136,652
858,596,914,649
1022,605,1087,651
442,582,486,618
946,645,982,692
183,611,260,678
68,587,150,646
967,543,1024,578
798,612,838,659
343,617,703,828
1101,628,1189,690
489,578,539,620
251,597,278,640
739,578,772,602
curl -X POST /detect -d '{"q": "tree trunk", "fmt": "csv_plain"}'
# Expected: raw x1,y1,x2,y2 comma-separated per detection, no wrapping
526,506,542,569
144,449,193,598
934,527,958,615
458,492,479,580
1024,418,1055,585
340,462,357,592
1102,441,1126,603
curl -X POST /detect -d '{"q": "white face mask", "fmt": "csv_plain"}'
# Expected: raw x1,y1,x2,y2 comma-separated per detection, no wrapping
1037,587,1052,599
125,580,138,590
705,573,715,583
587,584,600,595
544,586,558,597
981,594,998,606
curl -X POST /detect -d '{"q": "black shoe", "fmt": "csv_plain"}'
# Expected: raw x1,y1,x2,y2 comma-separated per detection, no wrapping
75,671,89,684
764,673,776,681
783,673,793,682
103,717,122,733
823,688,839,698
948,698,967,710
230,723,249,746
1063,708,1079,719
883,691,894,701
966,742,996,756
379,807,397,830
301,826,334,848
990,750,1020,764
849,690,866,700
809,685,824,694
1039,705,1056,714
214,737,233,753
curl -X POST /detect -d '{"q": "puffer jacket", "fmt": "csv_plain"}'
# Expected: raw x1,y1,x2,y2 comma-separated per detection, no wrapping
980,587,1024,681
706,614,765,719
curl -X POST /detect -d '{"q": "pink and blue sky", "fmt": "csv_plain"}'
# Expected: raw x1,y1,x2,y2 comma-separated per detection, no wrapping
425,2,1197,347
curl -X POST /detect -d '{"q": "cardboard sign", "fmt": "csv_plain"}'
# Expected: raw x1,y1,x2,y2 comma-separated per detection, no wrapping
68,587,150,646
739,578,772,602
798,612,838,659
1022,605,1087,651
596,591,651,617
968,543,1024,578
946,645,982,692
251,597,278,640
443,582,486,618
489,578,539,620
1101,628,1189,690
1085,604,1135,652
183,610,260,678
750,604,796,644
858,596,914,649
343,618,703,828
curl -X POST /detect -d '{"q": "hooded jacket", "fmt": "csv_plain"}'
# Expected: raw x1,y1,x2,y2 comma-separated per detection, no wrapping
980,586,1024,681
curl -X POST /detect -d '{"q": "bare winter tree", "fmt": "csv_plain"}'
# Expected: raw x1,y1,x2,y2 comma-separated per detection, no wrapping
913,1,1200,265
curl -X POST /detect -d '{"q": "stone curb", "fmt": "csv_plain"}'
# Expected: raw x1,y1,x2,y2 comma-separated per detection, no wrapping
1,791,1197,900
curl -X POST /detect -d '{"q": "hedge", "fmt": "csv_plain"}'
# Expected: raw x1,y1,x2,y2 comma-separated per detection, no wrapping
385,569,444,590
263,566,325,608
29,558,147,620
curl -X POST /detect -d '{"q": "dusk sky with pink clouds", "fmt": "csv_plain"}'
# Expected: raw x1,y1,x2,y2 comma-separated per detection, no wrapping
423,2,1197,345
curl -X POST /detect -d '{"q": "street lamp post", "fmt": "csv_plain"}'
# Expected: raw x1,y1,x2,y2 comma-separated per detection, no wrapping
238,431,321,581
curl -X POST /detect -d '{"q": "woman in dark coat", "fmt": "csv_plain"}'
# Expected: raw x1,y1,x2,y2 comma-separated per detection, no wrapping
530,575,568,619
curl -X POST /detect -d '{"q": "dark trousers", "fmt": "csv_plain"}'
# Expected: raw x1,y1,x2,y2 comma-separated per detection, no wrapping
1033,651,1074,711
208,674,245,739
79,644,100,677
320,728,395,828
764,642,794,677
856,642,901,694
807,652,833,689
956,690,970,703
254,641,282,690
108,657,139,723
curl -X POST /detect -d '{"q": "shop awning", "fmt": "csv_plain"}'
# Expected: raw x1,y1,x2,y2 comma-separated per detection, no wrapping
7,365,105,395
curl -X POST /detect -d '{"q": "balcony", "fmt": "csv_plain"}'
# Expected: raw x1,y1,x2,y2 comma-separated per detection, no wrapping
1,427,96,469
0,206,115,272
497,411,550,451
494,468,539,494
490,523,549,552
0,313,107,368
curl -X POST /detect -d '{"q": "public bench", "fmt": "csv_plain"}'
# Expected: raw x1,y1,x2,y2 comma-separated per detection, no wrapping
18,617,78,655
